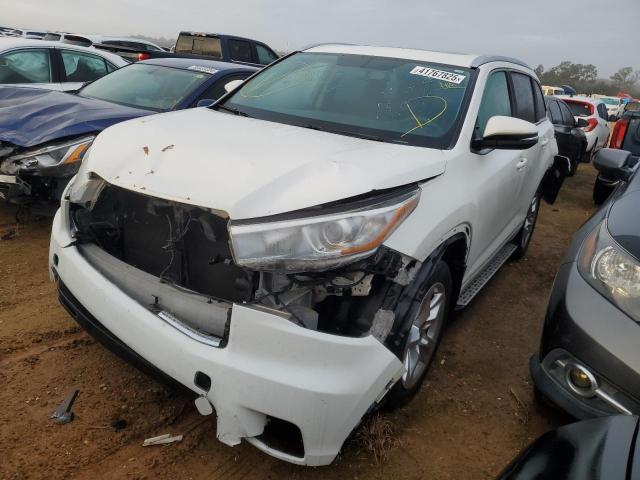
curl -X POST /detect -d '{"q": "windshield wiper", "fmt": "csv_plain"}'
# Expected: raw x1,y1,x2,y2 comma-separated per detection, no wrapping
214,104,250,117
300,124,384,142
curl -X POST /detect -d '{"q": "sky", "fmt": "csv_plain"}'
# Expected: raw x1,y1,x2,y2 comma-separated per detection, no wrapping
2,0,638,77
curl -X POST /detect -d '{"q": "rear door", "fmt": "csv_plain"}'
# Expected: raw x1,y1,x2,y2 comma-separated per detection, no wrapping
57,49,113,91
0,47,58,90
557,100,583,162
508,72,549,221
548,98,573,160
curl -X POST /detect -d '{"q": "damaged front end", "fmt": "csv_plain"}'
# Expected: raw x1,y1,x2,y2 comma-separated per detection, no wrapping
69,178,422,342
54,175,427,464
0,136,94,210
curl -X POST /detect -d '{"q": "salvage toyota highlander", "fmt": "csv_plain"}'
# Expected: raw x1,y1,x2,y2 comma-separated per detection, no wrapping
50,44,564,465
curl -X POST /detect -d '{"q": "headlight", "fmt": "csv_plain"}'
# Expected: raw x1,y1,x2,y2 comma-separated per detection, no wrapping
229,188,420,272
578,222,640,321
0,136,94,175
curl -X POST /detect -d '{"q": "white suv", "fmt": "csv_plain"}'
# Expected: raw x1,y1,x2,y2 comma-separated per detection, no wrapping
50,45,561,466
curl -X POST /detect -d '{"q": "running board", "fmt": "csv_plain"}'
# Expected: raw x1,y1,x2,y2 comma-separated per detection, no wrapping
456,243,517,308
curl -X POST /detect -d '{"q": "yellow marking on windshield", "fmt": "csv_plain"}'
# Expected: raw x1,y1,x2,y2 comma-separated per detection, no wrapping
401,96,448,138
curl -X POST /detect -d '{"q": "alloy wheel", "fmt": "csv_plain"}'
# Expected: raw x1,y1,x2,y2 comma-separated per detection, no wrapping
401,282,446,389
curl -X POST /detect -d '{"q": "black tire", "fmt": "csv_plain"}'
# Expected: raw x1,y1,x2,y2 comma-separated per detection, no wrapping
384,261,452,410
593,177,614,205
511,192,540,260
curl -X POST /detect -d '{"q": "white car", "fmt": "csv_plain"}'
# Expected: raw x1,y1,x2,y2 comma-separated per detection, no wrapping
594,94,624,118
0,38,127,91
50,45,561,465
559,96,610,158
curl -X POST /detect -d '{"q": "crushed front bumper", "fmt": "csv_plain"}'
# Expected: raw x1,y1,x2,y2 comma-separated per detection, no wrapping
50,209,403,466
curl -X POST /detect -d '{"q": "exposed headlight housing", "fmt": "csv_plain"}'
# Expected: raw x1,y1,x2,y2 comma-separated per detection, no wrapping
229,188,420,272
578,221,640,322
0,136,94,175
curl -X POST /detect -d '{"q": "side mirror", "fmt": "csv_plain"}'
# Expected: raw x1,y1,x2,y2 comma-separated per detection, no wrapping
576,117,589,128
224,79,244,93
196,99,215,108
608,114,618,122
472,116,538,150
593,148,633,181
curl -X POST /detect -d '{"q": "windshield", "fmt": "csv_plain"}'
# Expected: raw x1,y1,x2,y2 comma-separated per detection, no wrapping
223,52,474,148
78,63,211,111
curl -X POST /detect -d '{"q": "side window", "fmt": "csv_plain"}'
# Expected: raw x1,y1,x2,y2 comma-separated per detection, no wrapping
105,61,118,73
0,49,52,84
558,101,575,127
598,104,608,120
532,80,546,122
61,50,108,82
256,44,278,65
196,74,249,104
548,100,562,124
476,71,512,136
510,72,536,123
229,39,253,63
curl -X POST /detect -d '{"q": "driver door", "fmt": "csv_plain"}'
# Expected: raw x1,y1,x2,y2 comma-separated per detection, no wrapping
465,70,522,279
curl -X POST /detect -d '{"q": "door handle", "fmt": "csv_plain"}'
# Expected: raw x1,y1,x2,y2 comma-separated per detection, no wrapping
517,158,528,170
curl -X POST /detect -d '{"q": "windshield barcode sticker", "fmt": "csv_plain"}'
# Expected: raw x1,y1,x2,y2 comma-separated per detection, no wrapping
410,66,466,84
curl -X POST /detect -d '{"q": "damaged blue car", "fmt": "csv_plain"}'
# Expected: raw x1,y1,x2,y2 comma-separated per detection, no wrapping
0,58,257,214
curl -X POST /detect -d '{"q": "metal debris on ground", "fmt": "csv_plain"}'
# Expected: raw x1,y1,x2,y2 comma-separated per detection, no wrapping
142,433,183,446
0,227,17,240
50,389,79,425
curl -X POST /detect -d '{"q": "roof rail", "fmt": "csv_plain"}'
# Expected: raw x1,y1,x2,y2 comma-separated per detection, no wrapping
471,55,531,70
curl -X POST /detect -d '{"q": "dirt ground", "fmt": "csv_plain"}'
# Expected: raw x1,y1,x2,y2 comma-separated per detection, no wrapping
0,164,597,480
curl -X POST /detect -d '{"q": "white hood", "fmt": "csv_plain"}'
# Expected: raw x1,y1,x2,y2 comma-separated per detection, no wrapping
84,108,448,219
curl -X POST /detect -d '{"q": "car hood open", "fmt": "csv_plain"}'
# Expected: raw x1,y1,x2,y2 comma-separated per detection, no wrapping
83,108,448,219
0,87,154,148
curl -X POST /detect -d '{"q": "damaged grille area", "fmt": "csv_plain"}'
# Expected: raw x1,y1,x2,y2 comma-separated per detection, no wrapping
71,185,254,303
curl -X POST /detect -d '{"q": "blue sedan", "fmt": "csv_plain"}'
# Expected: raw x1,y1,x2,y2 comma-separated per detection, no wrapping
0,58,257,212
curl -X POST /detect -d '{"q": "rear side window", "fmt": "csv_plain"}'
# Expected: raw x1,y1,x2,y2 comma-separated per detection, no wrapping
256,44,278,65
558,101,575,126
61,50,108,82
547,100,562,124
532,81,546,122
176,35,222,58
598,104,608,120
477,71,512,136
229,40,253,63
0,49,52,84
511,72,536,123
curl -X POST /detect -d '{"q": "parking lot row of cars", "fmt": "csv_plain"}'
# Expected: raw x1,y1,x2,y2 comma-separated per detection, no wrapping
0,27,639,477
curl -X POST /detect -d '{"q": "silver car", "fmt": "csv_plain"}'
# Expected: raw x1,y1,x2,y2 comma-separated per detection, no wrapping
0,37,128,91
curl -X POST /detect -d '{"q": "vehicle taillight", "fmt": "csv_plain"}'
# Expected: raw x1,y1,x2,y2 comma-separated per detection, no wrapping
610,119,629,149
137,52,150,61
584,118,598,133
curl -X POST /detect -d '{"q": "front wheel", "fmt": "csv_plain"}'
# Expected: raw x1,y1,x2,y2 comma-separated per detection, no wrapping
511,193,540,260
385,261,452,410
